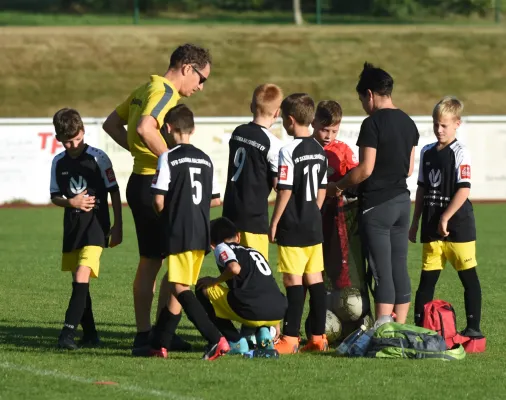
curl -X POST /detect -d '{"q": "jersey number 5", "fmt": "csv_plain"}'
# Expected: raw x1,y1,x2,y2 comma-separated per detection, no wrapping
189,167,202,205
250,251,271,276
231,147,246,182
303,164,320,201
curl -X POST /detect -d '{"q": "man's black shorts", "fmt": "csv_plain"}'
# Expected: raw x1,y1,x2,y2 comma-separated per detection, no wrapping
126,173,163,259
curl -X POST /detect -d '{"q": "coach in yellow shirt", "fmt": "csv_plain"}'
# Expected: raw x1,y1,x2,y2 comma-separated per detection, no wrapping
102,44,212,352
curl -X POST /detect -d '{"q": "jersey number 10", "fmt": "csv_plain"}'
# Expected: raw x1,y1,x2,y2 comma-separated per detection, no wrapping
303,164,320,201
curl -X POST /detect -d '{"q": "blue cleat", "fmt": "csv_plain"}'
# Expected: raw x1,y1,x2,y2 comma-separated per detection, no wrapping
256,326,274,350
228,337,250,355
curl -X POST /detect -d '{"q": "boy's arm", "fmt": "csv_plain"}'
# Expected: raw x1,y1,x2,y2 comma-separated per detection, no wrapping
317,157,328,209
51,192,95,212
109,190,123,247
151,152,171,215
269,189,291,243
267,135,282,191
196,244,241,289
103,110,129,151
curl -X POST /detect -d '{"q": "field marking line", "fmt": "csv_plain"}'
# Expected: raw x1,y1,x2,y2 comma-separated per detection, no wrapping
0,361,202,400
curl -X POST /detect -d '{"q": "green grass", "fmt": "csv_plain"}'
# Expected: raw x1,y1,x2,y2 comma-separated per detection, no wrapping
0,205,505,399
1,24,506,118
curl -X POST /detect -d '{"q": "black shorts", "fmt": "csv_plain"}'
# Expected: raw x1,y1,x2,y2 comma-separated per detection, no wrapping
126,173,163,259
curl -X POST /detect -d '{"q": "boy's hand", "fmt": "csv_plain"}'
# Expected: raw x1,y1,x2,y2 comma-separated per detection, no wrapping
109,224,123,248
268,223,277,244
196,276,218,290
438,217,450,237
408,222,418,243
69,190,95,212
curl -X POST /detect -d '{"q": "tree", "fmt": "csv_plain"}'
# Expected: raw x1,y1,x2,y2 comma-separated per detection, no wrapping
293,0,304,25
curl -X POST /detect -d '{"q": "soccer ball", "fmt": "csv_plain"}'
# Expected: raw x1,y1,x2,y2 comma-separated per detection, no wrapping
329,288,368,322
325,310,342,344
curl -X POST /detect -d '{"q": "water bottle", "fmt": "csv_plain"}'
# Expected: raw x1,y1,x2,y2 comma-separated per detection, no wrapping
335,325,366,357
243,349,280,359
349,327,374,357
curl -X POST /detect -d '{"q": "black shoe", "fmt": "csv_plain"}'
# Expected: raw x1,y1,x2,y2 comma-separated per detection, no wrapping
78,333,101,348
133,331,151,348
58,333,79,350
168,334,192,352
460,327,485,339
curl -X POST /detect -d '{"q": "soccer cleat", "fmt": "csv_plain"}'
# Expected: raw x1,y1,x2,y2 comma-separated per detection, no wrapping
459,327,485,339
300,334,329,352
228,337,250,355
78,333,101,348
203,337,230,361
58,333,79,350
132,331,151,349
274,335,299,354
256,327,274,350
131,346,168,358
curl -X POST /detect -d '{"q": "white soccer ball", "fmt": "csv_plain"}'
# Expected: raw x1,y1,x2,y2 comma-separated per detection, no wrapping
325,310,342,344
330,288,367,322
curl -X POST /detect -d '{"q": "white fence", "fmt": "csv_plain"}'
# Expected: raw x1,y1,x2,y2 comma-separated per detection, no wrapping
1,116,506,204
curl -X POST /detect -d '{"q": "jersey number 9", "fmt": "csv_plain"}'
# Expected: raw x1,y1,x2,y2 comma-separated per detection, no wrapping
231,147,246,182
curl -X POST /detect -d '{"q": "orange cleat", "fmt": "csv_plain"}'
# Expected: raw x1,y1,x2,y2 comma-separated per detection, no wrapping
300,334,329,352
274,335,299,354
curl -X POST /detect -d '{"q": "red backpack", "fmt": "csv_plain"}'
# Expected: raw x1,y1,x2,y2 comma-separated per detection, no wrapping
422,300,457,349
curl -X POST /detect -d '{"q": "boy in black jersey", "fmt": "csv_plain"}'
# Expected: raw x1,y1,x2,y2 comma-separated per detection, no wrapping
222,83,284,262
50,108,123,350
196,217,287,354
409,96,484,343
147,104,230,360
269,94,329,354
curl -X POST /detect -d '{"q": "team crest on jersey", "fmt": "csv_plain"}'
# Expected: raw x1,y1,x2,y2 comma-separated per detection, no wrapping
70,176,87,194
105,168,116,183
219,251,228,262
279,166,288,181
152,170,159,185
429,169,442,188
460,165,471,179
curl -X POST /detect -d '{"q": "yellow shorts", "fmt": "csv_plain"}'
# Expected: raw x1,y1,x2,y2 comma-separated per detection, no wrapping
61,246,103,278
278,244,324,276
207,285,281,328
167,250,205,285
240,232,269,262
422,241,477,272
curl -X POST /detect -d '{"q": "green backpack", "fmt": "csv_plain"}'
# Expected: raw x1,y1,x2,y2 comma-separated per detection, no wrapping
366,322,466,361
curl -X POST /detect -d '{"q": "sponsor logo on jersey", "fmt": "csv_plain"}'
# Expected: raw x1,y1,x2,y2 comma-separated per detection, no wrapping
152,170,159,185
220,251,228,262
460,164,471,179
61,171,69,175
279,165,288,181
429,169,442,188
105,168,116,183
70,176,87,195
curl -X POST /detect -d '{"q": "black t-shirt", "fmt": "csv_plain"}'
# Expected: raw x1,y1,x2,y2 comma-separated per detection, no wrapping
222,122,282,234
356,109,419,210
418,140,476,243
151,144,220,255
276,137,328,247
50,145,119,253
214,242,287,321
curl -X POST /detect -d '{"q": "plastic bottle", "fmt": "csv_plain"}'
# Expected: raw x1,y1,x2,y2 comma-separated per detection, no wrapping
243,349,280,359
349,327,375,357
335,325,366,357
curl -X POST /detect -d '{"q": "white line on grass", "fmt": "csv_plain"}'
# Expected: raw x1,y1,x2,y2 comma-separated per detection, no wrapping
0,361,202,400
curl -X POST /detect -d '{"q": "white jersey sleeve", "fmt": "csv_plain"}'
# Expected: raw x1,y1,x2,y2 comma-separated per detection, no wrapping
455,145,472,187
277,144,295,189
49,153,64,196
151,151,171,193
214,243,238,268
263,128,283,174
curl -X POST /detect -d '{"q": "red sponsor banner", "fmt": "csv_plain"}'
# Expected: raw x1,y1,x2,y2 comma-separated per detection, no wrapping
219,251,228,262
105,167,116,183
279,165,288,181
460,164,471,179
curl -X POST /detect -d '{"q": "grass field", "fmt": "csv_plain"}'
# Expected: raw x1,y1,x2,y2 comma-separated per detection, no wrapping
1,25,506,118
0,204,505,400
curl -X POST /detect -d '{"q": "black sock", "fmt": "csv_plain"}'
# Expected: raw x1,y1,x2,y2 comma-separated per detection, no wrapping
177,290,222,345
414,270,441,326
283,285,304,337
308,282,326,336
151,307,182,350
458,268,482,332
62,282,88,336
80,290,97,337
196,289,241,342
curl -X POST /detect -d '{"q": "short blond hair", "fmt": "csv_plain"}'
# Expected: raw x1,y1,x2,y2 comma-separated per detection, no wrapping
251,83,283,117
433,96,464,120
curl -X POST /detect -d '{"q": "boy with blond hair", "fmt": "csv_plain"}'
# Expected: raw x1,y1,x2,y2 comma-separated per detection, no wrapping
409,96,484,342
270,93,328,354
222,83,284,262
